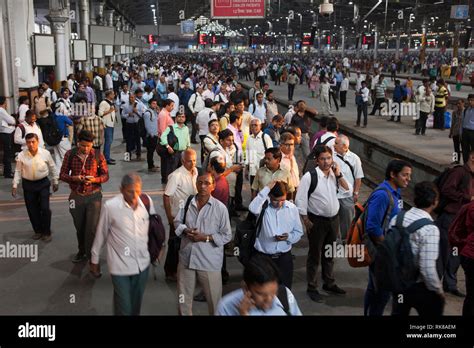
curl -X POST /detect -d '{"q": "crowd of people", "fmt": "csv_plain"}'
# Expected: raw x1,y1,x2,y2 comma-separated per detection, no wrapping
0,50,473,317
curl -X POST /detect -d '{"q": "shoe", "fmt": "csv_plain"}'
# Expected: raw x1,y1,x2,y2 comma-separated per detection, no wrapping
307,290,324,303
235,205,248,212
148,167,160,172
323,284,346,295
4,174,14,179
109,158,116,163
193,291,207,302
32,233,42,240
446,288,465,297
106,161,116,165
72,252,87,263
41,235,52,243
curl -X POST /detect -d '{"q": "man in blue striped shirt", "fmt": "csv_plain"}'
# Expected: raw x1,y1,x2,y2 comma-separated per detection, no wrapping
248,180,303,289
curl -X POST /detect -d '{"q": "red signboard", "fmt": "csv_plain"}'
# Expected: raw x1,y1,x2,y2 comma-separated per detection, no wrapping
211,0,265,19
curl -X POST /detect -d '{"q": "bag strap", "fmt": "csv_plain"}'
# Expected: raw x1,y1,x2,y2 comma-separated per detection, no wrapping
307,167,319,199
261,133,268,151
277,284,291,316
336,154,355,182
406,218,435,234
183,195,194,224
395,210,406,229
255,201,269,238
140,193,151,215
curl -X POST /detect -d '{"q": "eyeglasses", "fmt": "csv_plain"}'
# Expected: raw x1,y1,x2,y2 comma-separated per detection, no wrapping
282,143,294,147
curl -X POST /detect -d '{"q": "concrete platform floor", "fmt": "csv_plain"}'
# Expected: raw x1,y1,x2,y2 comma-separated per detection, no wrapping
0,126,466,315
242,78,464,167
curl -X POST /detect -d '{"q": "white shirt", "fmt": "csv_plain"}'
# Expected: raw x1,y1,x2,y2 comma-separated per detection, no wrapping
320,82,331,97
355,75,365,91
98,100,116,127
214,93,228,104
266,100,279,124
196,108,217,136
318,132,337,152
168,92,180,117
14,122,45,151
248,102,267,123
0,107,16,134
13,147,58,188
91,194,153,276
164,165,198,216
118,91,131,118
55,98,72,116
93,76,103,91
18,104,29,123
284,108,296,125
246,131,273,176
340,78,349,92
360,87,370,102
202,89,215,101
188,93,205,114
295,167,352,217
280,153,300,188
333,150,364,199
105,74,113,90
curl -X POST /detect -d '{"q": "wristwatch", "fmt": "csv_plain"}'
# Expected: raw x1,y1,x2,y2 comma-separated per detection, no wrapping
206,235,210,243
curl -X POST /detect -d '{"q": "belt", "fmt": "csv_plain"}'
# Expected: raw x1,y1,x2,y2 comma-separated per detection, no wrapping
256,250,290,259
71,189,102,197
308,212,338,222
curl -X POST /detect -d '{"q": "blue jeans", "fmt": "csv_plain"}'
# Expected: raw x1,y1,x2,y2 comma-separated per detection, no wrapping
364,263,391,316
103,126,114,161
111,267,149,315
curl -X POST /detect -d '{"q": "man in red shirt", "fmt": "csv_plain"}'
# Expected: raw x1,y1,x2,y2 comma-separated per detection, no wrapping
60,130,109,263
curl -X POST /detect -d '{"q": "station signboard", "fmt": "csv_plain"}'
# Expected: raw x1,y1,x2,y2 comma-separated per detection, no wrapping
211,0,265,19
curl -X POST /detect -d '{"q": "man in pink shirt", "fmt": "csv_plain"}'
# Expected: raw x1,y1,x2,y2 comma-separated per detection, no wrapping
158,99,175,137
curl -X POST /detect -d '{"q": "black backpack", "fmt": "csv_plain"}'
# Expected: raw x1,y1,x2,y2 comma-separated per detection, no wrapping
373,211,434,293
234,201,269,265
140,194,166,265
42,115,63,146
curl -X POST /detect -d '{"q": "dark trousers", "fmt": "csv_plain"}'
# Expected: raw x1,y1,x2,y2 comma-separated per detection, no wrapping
461,128,474,164
329,91,339,111
160,151,181,183
453,135,461,163
121,117,127,142
199,135,206,165
370,98,385,115
288,84,296,101
415,111,429,135
340,91,347,107
191,113,198,143
22,177,51,236
461,255,474,316
364,263,391,316
257,76,265,87
357,102,368,126
234,168,244,207
436,212,460,291
433,106,446,130
391,282,444,316
125,123,141,156
0,132,13,177
111,266,149,315
257,250,294,289
306,214,339,291
389,101,401,122
69,191,102,259
146,136,158,169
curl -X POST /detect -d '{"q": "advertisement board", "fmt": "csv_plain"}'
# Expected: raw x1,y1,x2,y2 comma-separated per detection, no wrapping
211,0,265,19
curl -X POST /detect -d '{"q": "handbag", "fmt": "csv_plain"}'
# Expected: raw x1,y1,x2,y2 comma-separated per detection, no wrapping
156,125,179,155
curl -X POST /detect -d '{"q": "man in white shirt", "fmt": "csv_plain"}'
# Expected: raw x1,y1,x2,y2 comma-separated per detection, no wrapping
246,118,273,185
356,81,370,128
340,74,349,108
333,135,364,241
279,132,299,196
14,110,45,151
105,71,113,91
316,117,339,152
188,85,205,144
90,173,153,315
196,99,219,164
18,96,30,123
163,149,198,281
98,90,117,165
12,133,58,242
202,119,220,163
175,170,232,315
320,77,333,116
0,96,16,178
265,90,279,125
355,71,366,91
295,145,351,303
167,85,180,119
202,82,215,101
248,92,267,126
